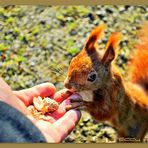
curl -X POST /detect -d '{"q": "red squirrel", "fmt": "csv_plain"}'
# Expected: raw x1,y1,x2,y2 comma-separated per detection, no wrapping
64,24,148,141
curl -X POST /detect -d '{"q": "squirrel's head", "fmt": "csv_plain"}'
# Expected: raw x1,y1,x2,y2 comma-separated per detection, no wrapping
64,24,122,92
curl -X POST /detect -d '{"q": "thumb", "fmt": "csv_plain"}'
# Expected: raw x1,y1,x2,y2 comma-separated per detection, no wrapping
53,109,81,142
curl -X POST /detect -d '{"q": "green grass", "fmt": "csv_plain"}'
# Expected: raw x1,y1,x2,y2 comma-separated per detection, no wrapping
0,5,148,143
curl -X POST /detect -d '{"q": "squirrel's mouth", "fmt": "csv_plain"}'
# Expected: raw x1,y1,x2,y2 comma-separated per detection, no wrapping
64,79,83,92
65,86,86,93
69,87,89,93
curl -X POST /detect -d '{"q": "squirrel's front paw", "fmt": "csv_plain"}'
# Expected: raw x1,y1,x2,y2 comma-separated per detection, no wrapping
65,95,86,111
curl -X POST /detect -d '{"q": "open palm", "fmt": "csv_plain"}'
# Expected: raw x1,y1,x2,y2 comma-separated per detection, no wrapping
0,78,81,143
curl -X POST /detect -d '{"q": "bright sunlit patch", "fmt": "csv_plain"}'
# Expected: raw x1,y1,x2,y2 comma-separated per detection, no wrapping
79,90,94,102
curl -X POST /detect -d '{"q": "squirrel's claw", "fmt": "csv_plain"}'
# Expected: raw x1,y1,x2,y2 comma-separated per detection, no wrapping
70,97,83,103
65,101,85,111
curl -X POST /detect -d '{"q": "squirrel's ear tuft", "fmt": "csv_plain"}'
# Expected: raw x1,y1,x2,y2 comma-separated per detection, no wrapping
85,24,105,50
102,32,122,64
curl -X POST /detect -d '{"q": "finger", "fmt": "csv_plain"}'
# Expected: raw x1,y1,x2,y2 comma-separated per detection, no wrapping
51,93,81,120
69,94,83,102
53,89,73,103
60,93,82,108
53,109,81,142
50,99,70,120
69,93,83,103
13,83,56,106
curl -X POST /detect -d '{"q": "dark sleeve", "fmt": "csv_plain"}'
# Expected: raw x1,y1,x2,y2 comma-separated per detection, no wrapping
0,101,47,143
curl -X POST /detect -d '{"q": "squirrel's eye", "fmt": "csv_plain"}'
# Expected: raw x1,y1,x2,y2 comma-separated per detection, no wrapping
87,73,97,82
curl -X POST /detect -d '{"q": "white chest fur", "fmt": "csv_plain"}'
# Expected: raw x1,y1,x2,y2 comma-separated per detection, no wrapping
79,90,94,102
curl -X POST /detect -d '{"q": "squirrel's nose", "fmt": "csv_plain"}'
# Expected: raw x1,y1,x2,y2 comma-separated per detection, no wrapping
64,79,72,89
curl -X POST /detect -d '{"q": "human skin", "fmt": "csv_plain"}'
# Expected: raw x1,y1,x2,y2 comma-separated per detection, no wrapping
0,77,81,143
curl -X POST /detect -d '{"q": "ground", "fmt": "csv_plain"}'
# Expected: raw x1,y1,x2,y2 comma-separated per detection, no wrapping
0,5,148,143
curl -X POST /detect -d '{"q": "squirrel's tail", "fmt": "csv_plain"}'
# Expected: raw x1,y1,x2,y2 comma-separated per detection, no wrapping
128,23,148,93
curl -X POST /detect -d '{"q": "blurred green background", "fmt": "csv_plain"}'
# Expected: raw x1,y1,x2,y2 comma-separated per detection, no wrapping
0,5,148,143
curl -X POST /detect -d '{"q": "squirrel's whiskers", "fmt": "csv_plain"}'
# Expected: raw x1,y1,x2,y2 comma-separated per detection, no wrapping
64,24,148,142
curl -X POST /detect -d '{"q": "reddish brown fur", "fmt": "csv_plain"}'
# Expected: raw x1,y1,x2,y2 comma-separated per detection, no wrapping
85,24,105,50
65,24,148,142
129,24,148,93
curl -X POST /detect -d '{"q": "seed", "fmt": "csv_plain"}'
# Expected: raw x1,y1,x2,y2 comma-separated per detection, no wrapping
28,96,59,119
42,97,59,113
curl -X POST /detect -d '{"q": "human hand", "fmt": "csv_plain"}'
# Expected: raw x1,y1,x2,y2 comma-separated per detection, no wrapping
0,78,81,143
14,84,81,143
